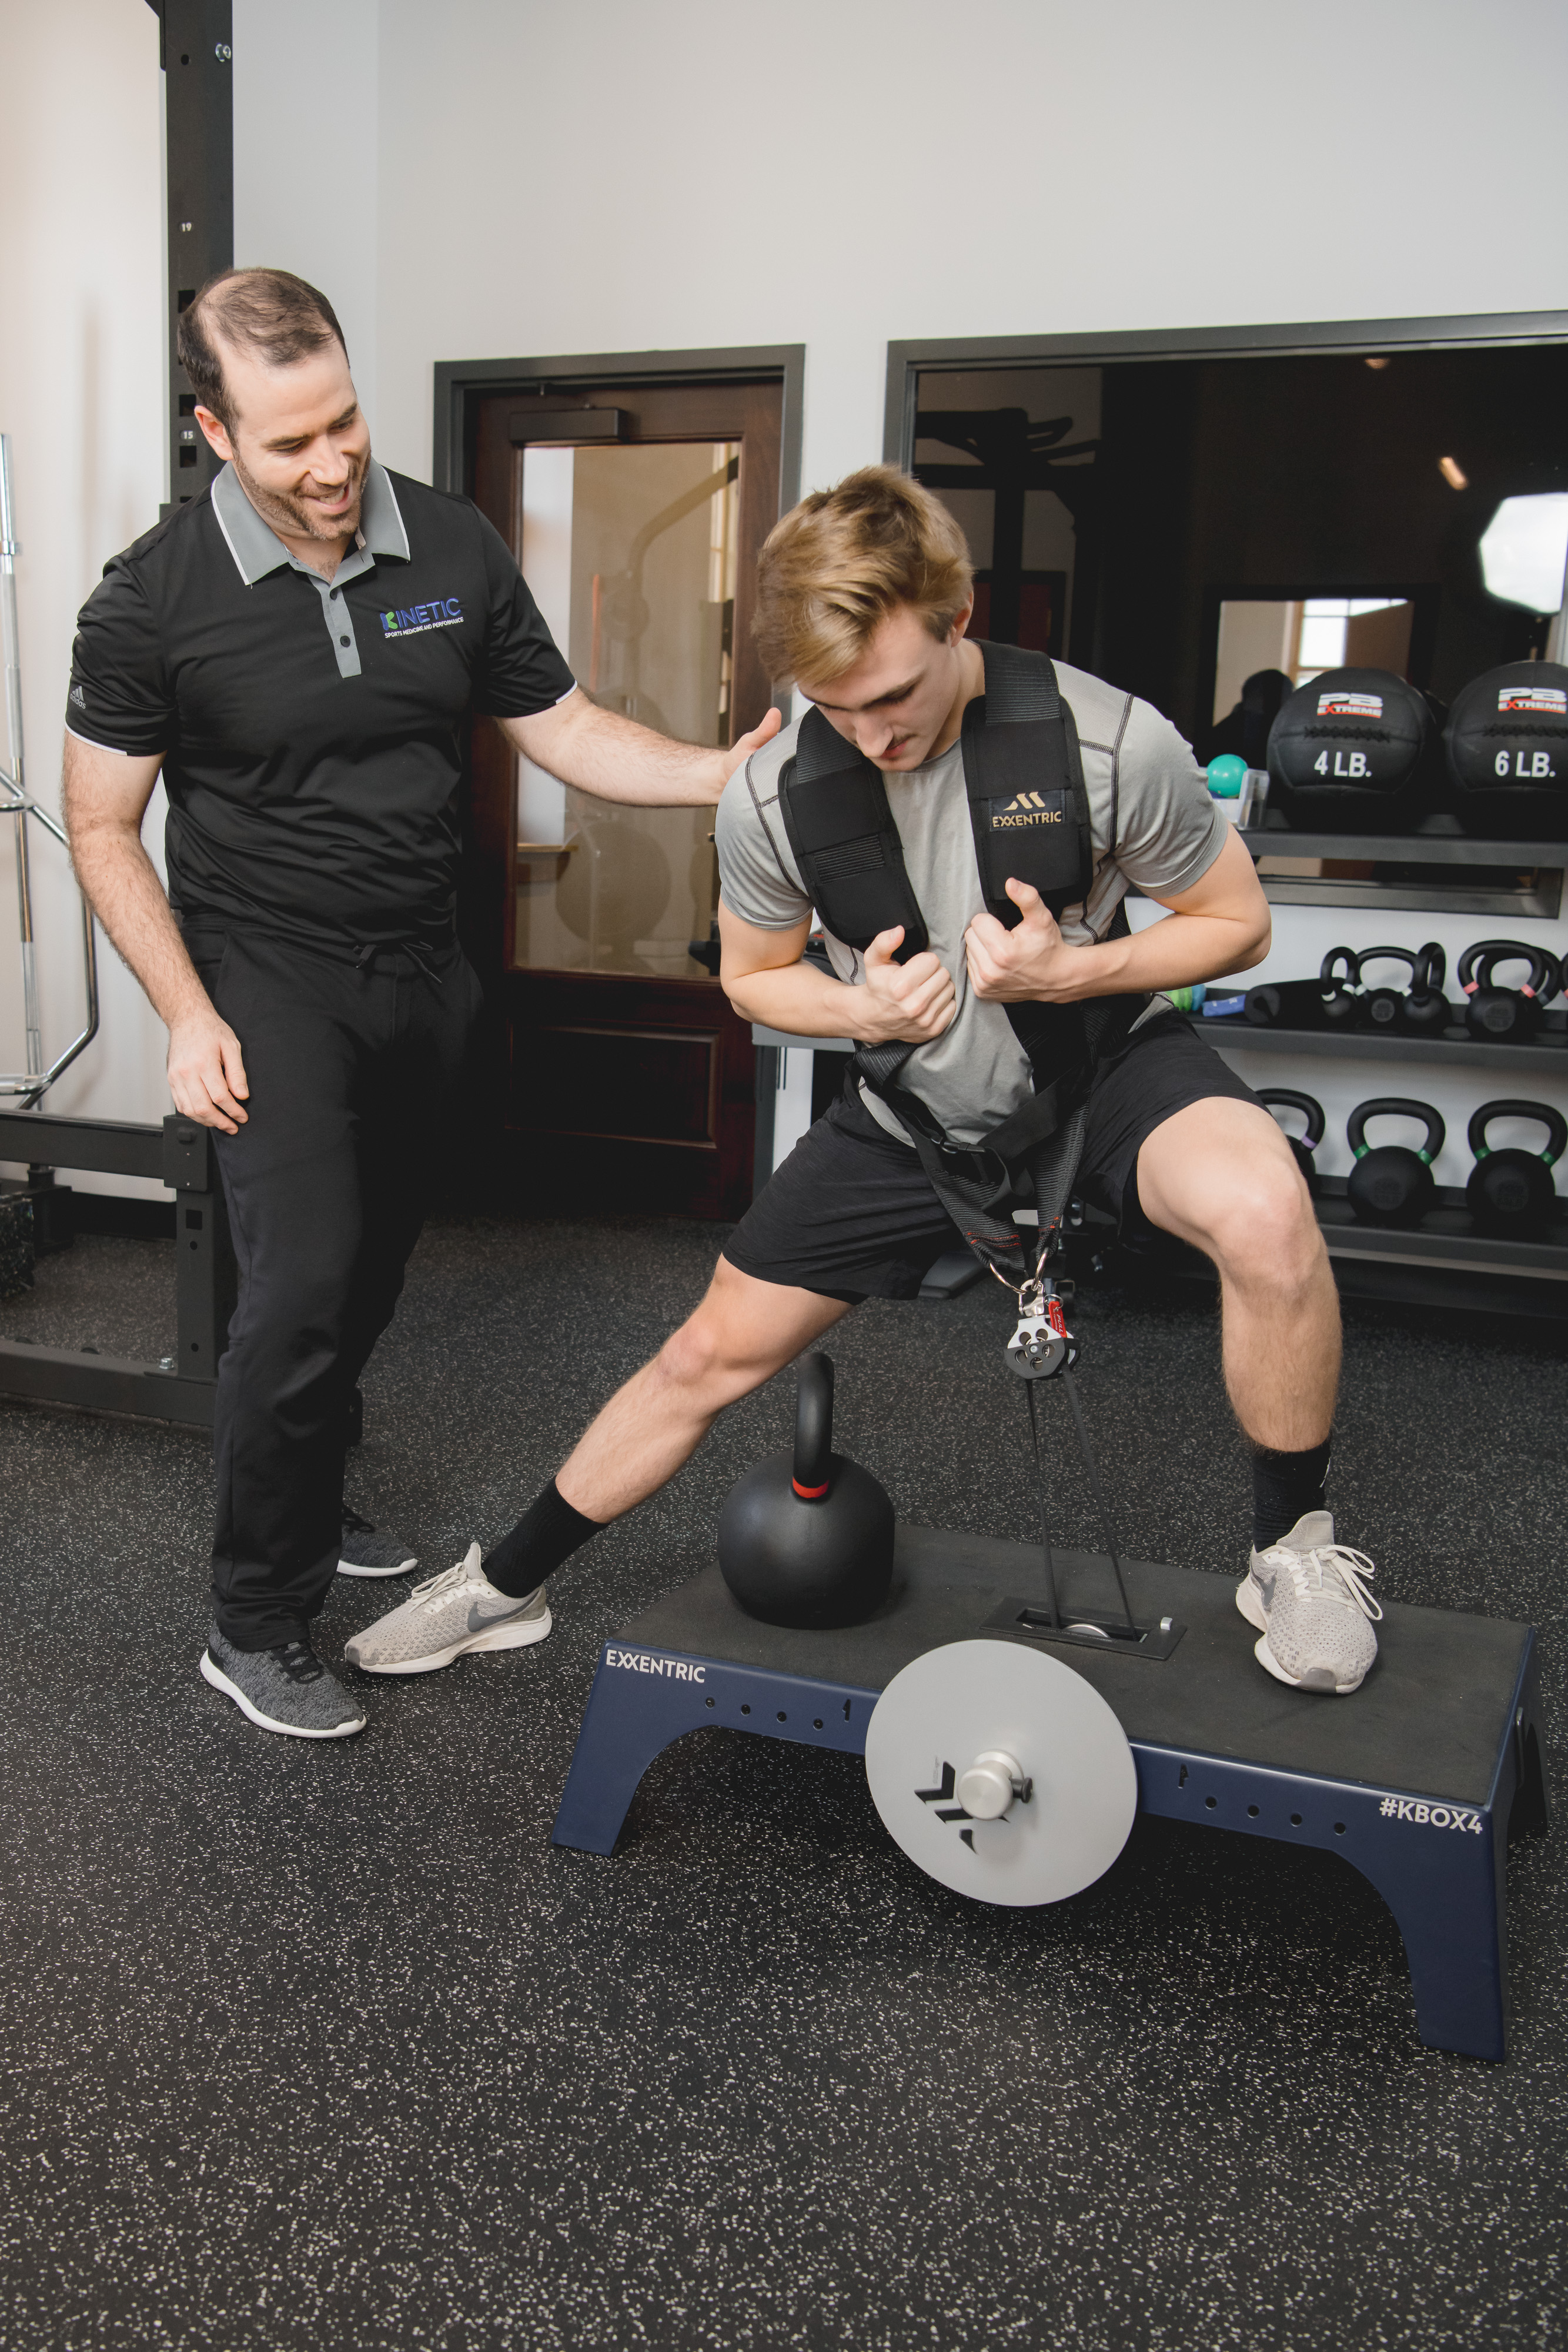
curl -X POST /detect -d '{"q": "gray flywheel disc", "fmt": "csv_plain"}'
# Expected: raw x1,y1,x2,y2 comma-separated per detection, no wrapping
864,1639,1138,1907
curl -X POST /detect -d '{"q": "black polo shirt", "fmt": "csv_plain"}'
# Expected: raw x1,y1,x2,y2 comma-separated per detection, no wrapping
66,460,576,951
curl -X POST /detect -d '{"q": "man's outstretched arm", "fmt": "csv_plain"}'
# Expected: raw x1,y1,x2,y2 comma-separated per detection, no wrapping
500,692,781,808
62,733,250,1131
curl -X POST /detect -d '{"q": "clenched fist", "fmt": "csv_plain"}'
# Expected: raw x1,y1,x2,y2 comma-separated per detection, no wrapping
857,926,958,1045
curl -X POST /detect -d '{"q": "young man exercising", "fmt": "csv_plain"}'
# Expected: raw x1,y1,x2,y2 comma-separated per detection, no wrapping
351,467,1381,1697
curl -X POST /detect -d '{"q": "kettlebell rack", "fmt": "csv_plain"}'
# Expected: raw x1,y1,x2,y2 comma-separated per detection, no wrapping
1198,824,1568,1314
1188,1014,1568,1075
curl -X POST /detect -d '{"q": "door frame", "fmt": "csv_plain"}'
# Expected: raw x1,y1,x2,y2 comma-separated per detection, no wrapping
433,343,805,1217
433,340,805,524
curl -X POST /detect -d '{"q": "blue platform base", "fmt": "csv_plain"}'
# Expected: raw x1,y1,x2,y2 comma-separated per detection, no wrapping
553,1526,1548,2062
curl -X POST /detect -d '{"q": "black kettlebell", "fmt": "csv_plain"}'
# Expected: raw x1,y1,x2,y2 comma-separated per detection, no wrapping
1456,940,1562,1043
1257,1090,1325,1194
1404,941,1450,1035
1319,946,1363,1026
1466,1100,1568,1235
1356,946,1423,1033
717,1354,894,1628
1346,1098,1445,1227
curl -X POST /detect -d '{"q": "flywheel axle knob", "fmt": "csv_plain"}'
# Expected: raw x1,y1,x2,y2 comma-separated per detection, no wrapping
956,1749,1027,1819
864,1640,1137,1908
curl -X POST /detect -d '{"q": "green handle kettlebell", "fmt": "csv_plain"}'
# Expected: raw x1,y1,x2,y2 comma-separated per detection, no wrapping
1346,1098,1445,1228
1466,1100,1567,1235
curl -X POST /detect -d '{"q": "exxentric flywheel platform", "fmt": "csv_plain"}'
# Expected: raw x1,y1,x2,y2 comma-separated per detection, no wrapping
552,1524,1547,2062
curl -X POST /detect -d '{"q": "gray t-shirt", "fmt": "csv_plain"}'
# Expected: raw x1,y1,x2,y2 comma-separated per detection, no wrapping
716,660,1226,1148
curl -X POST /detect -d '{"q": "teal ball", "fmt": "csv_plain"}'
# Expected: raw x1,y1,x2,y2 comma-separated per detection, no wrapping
1207,754,1248,799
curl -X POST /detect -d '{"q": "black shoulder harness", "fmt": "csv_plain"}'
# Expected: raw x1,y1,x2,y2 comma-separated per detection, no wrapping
776,642,1092,962
773,643,1147,1258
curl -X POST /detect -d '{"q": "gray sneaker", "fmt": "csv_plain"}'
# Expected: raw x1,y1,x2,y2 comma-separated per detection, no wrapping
338,1509,417,1579
200,1626,367,1739
1236,1510,1382,1694
344,1542,551,1676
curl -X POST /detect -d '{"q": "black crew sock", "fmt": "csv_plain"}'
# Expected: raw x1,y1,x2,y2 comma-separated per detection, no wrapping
1250,1436,1332,1552
484,1479,603,1597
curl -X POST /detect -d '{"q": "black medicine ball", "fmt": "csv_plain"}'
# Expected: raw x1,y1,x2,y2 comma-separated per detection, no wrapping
1266,667,1440,833
1443,663,1568,840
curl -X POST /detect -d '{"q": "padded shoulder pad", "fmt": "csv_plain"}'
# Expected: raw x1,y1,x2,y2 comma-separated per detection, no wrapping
979,641,1061,726
795,704,855,783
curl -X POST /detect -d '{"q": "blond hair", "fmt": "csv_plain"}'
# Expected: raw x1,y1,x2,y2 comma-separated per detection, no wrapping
752,465,973,686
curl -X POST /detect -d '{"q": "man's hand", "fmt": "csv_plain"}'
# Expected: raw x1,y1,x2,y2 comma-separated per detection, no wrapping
858,927,957,1044
726,706,783,778
964,878,1072,1003
167,1004,250,1134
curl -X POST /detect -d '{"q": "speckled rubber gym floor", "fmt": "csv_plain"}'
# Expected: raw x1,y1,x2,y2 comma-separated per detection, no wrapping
1,1214,1563,2350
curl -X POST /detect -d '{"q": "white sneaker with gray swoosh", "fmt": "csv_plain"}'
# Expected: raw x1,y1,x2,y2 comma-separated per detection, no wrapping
344,1543,551,1675
1236,1510,1382,1694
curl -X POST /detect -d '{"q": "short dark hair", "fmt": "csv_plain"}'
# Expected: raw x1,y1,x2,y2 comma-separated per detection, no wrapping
178,268,349,431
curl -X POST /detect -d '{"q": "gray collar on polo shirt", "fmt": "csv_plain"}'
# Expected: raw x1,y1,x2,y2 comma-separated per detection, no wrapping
210,458,411,680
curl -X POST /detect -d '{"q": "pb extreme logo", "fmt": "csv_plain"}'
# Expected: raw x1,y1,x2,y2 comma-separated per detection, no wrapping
382,597,464,637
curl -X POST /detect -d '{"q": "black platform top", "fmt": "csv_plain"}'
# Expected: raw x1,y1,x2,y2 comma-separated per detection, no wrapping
616,1525,1533,1808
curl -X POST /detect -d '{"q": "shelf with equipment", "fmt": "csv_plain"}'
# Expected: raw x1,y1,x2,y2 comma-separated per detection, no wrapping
1188,1011,1568,1075
1309,1177,1568,1277
1066,1180,1568,1321
1232,815,1565,918
1236,814,1568,867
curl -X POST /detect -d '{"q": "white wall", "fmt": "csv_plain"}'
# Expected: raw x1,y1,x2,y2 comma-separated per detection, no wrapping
232,0,379,430
0,0,170,1192
356,0,1568,490
8,0,1568,1178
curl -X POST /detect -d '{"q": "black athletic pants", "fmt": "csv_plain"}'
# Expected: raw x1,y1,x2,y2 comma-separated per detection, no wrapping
187,929,482,1650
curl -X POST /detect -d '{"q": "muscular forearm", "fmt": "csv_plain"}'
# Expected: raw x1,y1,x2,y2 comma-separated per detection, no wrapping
506,695,726,807
1033,907,1269,1004
70,822,208,1028
723,956,865,1038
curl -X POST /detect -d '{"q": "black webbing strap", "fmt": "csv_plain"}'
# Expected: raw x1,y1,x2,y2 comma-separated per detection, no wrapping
777,709,928,963
961,642,1094,928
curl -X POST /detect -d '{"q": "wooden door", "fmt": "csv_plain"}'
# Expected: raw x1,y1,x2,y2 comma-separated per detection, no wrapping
466,376,783,1220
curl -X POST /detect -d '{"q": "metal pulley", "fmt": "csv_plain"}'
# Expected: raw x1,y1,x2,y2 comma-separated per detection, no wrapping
864,1639,1138,1907
1005,1277,1075,1379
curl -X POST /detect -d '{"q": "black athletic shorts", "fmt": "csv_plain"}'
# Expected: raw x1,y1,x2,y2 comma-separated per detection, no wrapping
723,1010,1259,1302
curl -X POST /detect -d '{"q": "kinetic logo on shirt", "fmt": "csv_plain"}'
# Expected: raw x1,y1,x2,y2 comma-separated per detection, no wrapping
381,597,464,637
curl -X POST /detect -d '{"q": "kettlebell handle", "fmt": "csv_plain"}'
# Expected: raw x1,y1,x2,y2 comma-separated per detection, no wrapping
1347,1097,1447,1164
1467,1098,1568,1168
1319,946,1360,990
1416,940,1446,995
793,1353,835,1499
1456,939,1562,1002
1256,1088,1325,1151
1357,946,1420,990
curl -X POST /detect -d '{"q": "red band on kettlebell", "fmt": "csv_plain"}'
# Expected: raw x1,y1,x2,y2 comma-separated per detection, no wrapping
791,1478,830,1500
1463,981,1478,994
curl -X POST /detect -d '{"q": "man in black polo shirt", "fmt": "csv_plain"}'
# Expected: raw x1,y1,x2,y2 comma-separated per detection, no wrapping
63,268,777,1741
